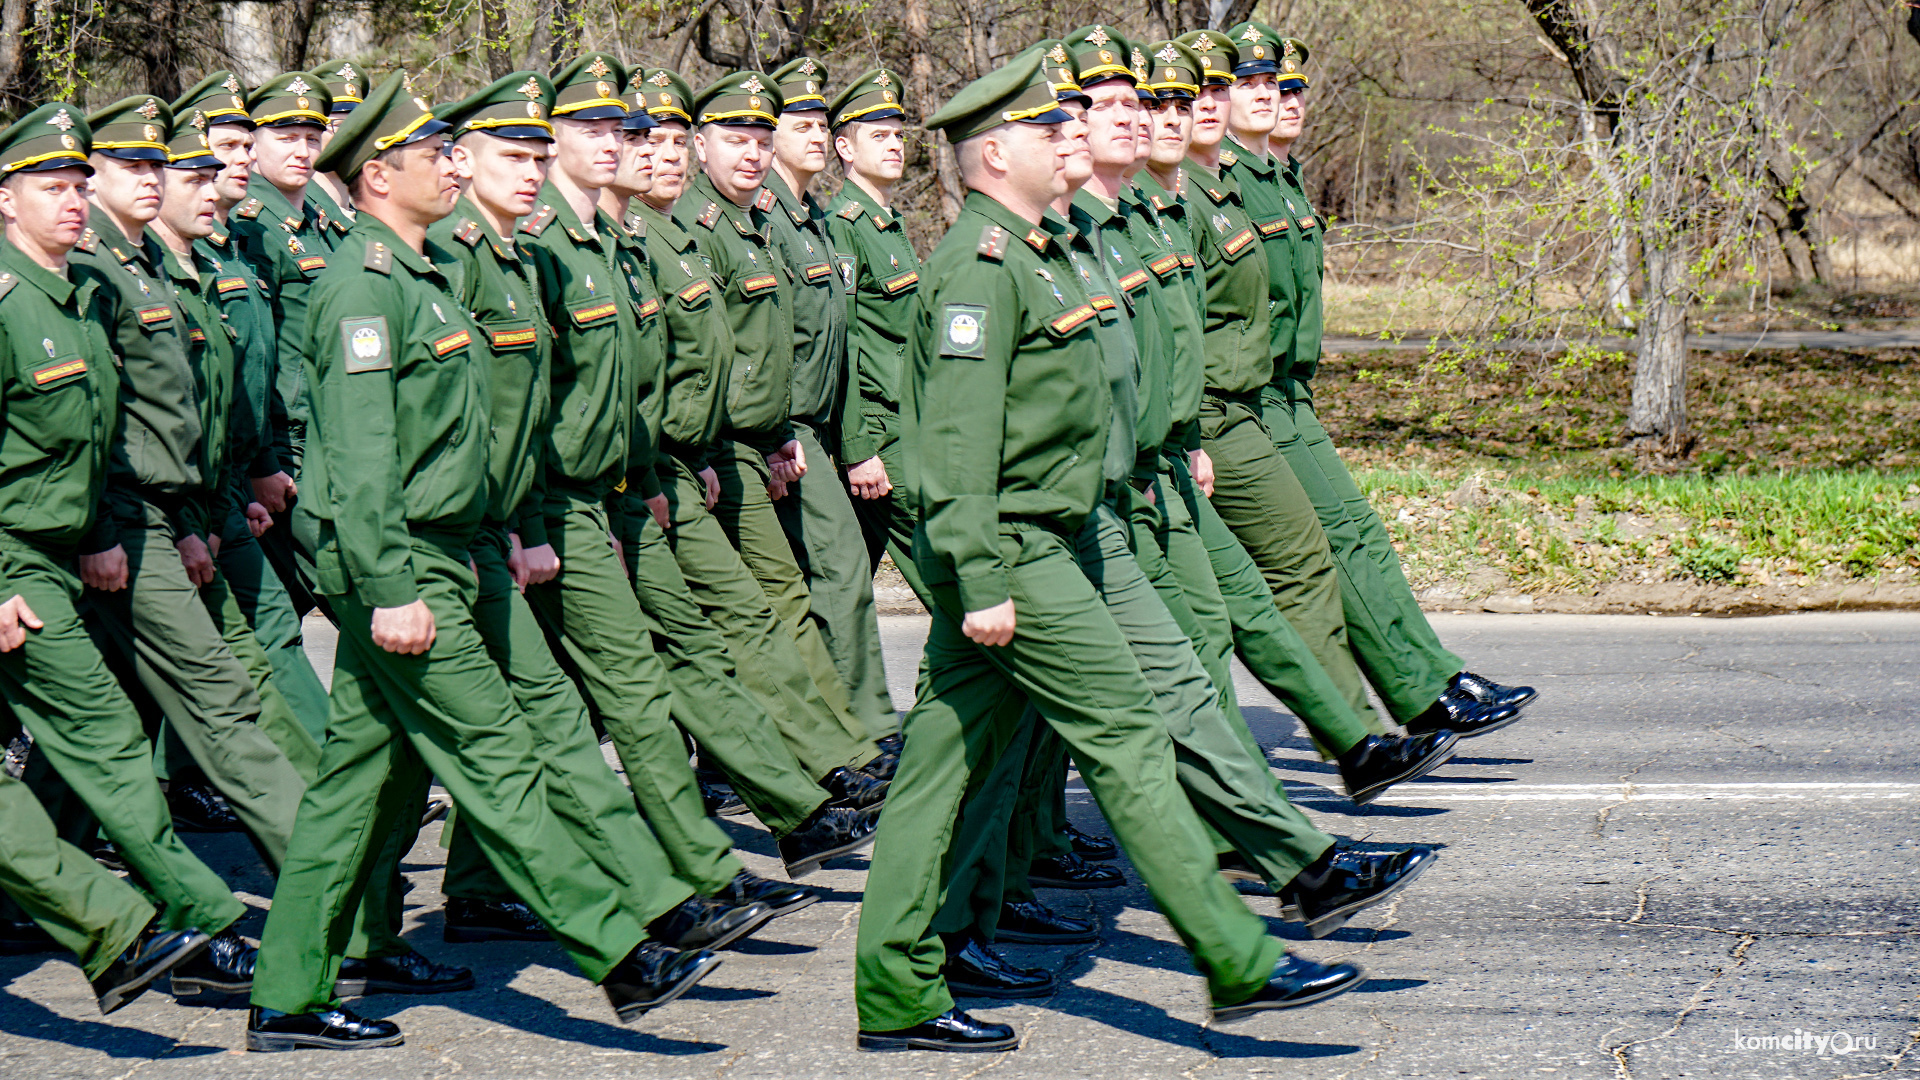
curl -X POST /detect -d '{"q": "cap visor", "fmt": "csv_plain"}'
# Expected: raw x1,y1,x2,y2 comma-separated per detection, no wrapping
1275,76,1309,91
1233,60,1279,76
96,146,170,162
1056,90,1093,106
1155,89,1196,101
621,111,659,131
165,154,223,170
560,103,629,121
475,123,557,141
259,116,328,129
833,106,904,127
706,116,775,129
13,157,93,176
330,103,358,115
1016,104,1075,126
392,118,454,147
781,100,828,112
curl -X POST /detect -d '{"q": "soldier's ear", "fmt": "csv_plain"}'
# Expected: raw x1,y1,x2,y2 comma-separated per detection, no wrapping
692,129,709,164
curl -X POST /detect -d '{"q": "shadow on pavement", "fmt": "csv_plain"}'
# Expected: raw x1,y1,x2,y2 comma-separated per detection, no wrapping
0,984,227,1059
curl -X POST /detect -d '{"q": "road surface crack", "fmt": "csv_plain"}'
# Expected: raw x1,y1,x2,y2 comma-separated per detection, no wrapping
1594,757,1658,837
1602,932,1756,1080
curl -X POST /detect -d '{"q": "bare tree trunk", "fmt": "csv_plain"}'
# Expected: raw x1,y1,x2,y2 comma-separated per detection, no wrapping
906,0,958,225
549,0,580,65
1580,104,1634,327
479,0,512,79
1628,240,1689,449
0,0,39,115
281,0,319,72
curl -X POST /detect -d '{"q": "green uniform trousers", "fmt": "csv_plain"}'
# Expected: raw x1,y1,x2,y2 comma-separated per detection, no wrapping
853,525,1284,1031
775,423,897,740
216,494,333,745
86,496,308,870
621,502,828,838
1263,382,1462,721
848,441,929,604
1168,452,1383,756
1199,396,1379,728
524,492,740,896
259,431,327,622
0,536,245,938
709,439,870,746
252,536,685,1015
661,463,877,780
0,771,153,981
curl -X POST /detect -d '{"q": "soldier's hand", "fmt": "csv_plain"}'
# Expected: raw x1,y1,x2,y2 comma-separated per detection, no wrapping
0,595,43,652
608,532,624,566
252,471,296,514
245,502,273,537
80,546,129,592
1189,448,1216,498
522,542,560,586
176,535,216,586
698,467,720,510
767,439,808,484
962,599,1017,647
644,493,672,531
371,600,436,655
846,456,892,500
766,477,789,500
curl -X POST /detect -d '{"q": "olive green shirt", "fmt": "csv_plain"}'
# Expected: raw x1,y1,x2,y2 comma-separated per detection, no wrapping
428,198,554,538
196,228,284,487
1074,187,1170,481
1181,160,1272,396
629,200,732,476
303,216,489,608
905,190,1114,613
230,179,337,455
1276,155,1326,386
1122,180,1206,452
676,172,795,450
158,240,238,533
0,240,121,551
1221,138,1301,375
304,182,356,248
824,181,920,465
762,173,854,454
607,208,671,529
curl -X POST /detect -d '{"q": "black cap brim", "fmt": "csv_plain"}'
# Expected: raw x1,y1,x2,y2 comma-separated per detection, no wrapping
165,153,223,170
706,117,776,129
833,106,905,127
13,157,93,176
1056,90,1093,107
1155,89,1196,102
1233,60,1279,76
471,123,556,141
330,103,358,115
559,103,629,121
1275,76,1308,91
95,146,169,162
391,117,453,148
621,110,659,131
260,116,329,129
1017,104,1075,126
781,101,828,113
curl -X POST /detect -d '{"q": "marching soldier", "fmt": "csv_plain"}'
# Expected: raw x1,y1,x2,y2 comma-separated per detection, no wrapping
247,73,729,1052
309,58,367,245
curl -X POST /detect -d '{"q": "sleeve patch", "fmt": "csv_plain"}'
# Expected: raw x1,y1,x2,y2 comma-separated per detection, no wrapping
835,253,855,286
32,357,86,386
939,304,988,358
215,276,249,295
340,316,392,373
1118,269,1151,292
136,305,174,329
296,255,329,273
570,300,620,326
1148,253,1182,277
677,279,711,304
741,273,779,296
1047,303,1097,337
803,262,832,283
1222,228,1257,259
881,270,919,295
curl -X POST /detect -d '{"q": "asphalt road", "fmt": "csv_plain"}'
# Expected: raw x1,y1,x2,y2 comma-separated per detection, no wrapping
3,611,1916,1079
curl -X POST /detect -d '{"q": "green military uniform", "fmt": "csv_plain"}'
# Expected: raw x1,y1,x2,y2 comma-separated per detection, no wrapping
0,103,247,943
854,55,1286,1033
252,75,691,1016
305,58,370,248
675,72,876,753
0,769,154,982
1254,36,1465,722
763,57,896,742
68,96,313,868
824,69,923,593
515,54,744,896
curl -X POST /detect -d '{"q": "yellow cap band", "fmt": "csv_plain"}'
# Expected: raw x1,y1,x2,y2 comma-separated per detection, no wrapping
552,96,626,115
699,107,776,124
373,110,437,150
1000,101,1065,123
2,149,87,172
91,139,167,152
647,104,693,122
1151,78,1199,95
253,108,329,125
834,100,902,124
463,115,555,134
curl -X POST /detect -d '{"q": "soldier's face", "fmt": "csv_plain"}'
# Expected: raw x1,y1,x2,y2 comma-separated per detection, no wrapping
835,118,904,185
1149,101,1193,167
695,124,771,206
157,166,219,240
254,125,323,193
455,132,549,220
0,167,91,253
642,123,690,206
773,113,829,179
1082,79,1141,173
1189,84,1228,149
1057,103,1092,189
989,121,1070,205
1132,102,1153,166
87,155,163,224
207,124,254,208
610,130,654,199
1228,72,1277,140
553,117,622,190
1272,87,1307,142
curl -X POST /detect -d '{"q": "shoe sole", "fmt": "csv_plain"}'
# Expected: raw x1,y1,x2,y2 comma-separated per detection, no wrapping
858,1032,1019,1053
98,934,211,1015
1451,708,1527,740
1026,876,1124,890
443,925,551,943
1071,848,1118,862
611,953,723,1023
782,829,879,879
246,1029,406,1052
993,928,1099,945
682,904,778,953
1346,732,1462,805
170,975,251,996
944,977,1058,1000
333,973,476,997
1210,965,1366,1025
1300,851,1439,939
1218,867,1263,884
764,893,821,920
716,803,753,817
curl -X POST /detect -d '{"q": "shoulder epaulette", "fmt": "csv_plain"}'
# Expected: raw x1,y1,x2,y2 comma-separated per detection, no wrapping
519,204,555,236
453,218,483,247
1219,149,1238,167
753,188,777,212
0,272,16,302
74,228,98,254
233,198,262,220
976,224,1008,260
696,201,720,229
364,240,392,274
624,213,644,235
836,202,864,223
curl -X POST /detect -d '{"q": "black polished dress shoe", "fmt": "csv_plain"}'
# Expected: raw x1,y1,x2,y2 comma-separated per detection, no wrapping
700,780,748,817
165,781,244,833
778,804,878,878
647,895,773,951
996,899,1097,945
92,839,126,873
1337,731,1461,805
169,928,256,996
876,731,904,757
1405,690,1521,739
1063,822,1117,861
858,1007,1019,1052
1028,852,1124,890
443,897,548,942
1211,953,1366,1024
93,926,209,1014
1451,670,1537,711
0,917,59,956
715,869,818,918
823,765,889,810
246,1005,404,1051
420,795,452,827
939,933,1057,998
1282,845,1438,938
1217,851,1268,887
601,941,722,1022
860,749,899,782
334,949,475,996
